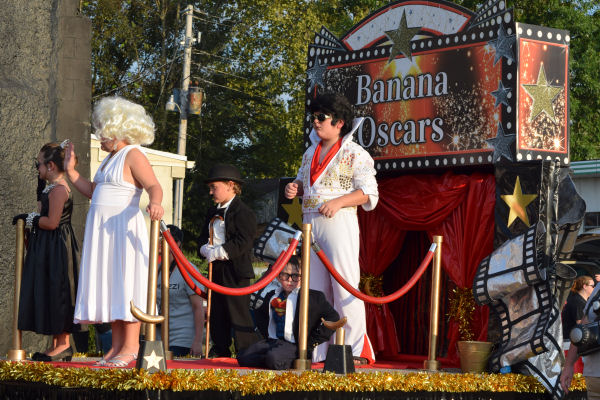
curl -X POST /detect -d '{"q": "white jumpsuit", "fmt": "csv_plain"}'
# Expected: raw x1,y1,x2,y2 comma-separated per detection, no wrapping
295,118,379,362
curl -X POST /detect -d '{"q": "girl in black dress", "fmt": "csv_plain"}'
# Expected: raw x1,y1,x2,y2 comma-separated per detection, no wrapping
13,142,80,361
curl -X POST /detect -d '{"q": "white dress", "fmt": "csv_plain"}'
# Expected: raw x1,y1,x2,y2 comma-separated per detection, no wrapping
73,145,149,323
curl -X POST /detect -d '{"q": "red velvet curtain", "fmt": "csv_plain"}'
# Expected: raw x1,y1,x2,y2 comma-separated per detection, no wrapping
358,171,495,363
358,211,406,356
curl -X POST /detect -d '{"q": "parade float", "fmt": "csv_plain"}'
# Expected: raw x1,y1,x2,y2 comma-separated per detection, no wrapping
2,0,586,399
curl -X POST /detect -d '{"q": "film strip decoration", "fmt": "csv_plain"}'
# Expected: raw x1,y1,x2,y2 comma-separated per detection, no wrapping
520,294,565,400
473,221,546,305
254,218,300,263
488,280,553,370
466,0,512,31
312,27,346,53
474,216,578,399
556,171,586,260
473,221,555,370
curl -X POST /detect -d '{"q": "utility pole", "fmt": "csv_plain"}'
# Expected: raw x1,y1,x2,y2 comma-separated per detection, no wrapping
173,4,194,228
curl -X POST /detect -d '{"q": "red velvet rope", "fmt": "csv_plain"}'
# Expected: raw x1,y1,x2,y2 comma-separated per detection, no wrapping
176,256,208,299
161,229,299,296
313,242,437,304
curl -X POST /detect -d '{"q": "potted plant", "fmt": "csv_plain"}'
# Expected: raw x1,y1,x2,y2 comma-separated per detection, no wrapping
448,287,492,373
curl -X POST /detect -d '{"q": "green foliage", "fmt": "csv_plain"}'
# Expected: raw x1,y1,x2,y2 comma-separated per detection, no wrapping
83,0,599,246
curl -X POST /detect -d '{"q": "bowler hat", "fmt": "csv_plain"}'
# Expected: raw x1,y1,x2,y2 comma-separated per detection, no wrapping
205,164,244,184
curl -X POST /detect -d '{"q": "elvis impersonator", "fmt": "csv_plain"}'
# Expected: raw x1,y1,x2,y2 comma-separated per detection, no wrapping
285,92,379,365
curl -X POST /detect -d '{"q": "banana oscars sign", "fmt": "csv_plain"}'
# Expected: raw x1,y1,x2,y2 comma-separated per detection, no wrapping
304,0,570,172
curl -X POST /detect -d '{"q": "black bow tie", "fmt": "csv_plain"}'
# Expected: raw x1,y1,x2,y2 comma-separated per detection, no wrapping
211,207,225,220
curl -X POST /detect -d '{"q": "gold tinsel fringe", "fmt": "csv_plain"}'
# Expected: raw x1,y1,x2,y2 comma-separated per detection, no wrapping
448,286,476,341
0,361,587,394
359,273,384,298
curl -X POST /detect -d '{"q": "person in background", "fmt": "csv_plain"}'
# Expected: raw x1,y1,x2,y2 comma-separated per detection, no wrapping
562,275,595,374
65,96,164,367
561,281,600,398
157,225,205,357
14,141,81,362
284,92,378,365
237,256,339,369
198,164,262,358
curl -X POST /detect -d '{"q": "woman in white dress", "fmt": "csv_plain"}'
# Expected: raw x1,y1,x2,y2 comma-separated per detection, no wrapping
64,96,164,367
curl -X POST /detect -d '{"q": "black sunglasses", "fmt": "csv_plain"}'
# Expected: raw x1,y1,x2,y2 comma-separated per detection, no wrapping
312,112,333,122
279,272,301,282
34,160,41,169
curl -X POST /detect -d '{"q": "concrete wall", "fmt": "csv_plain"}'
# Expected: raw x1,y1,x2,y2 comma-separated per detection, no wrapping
0,0,90,356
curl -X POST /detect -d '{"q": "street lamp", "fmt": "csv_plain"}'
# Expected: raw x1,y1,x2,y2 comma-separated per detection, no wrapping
165,94,181,113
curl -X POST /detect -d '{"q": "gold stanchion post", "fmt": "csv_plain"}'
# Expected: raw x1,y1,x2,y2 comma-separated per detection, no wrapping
132,220,166,372
8,220,26,361
145,220,160,341
161,236,172,360
424,235,443,371
293,223,312,370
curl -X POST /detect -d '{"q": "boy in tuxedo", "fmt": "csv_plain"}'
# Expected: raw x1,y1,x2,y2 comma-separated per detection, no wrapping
237,256,339,370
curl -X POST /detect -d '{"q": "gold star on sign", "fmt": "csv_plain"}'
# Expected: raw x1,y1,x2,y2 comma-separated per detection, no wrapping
144,350,163,370
281,197,303,229
385,10,421,63
522,63,562,123
501,176,538,227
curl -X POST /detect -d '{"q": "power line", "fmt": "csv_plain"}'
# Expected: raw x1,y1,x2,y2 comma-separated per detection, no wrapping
192,63,249,80
192,49,241,63
153,44,183,113
192,76,268,100
92,54,183,100
192,14,250,29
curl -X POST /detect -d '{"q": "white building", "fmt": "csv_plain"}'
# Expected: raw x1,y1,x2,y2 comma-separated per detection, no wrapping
571,160,600,232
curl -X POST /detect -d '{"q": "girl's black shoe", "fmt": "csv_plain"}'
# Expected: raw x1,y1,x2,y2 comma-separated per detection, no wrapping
32,348,73,362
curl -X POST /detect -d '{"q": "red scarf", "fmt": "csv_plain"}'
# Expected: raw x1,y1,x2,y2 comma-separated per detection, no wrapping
310,138,343,186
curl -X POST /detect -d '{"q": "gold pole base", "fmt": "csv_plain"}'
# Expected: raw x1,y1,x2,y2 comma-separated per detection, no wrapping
7,349,26,361
293,358,312,370
423,359,440,371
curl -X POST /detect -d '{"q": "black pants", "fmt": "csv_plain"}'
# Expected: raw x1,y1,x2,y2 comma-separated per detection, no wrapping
210,261,261,357
237,338,298,370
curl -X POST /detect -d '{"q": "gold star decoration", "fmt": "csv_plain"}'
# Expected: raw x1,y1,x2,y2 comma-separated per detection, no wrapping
522,63,562,123
144,350,163,370
385,10,421,63
501,176,538,227
281,197,303,229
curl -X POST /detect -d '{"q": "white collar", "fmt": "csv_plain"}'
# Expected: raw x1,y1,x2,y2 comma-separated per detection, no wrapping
276,286,301,298
308,117,365,147
218,195,235,209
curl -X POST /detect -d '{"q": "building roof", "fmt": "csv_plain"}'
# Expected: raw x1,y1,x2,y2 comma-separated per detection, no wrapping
571,160,600,177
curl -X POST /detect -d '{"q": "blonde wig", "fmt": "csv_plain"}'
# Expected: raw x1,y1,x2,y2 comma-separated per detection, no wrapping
92,96,155,145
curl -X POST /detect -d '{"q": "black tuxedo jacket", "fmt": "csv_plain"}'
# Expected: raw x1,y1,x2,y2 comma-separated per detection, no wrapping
255,289,339,355
198,196,257,280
